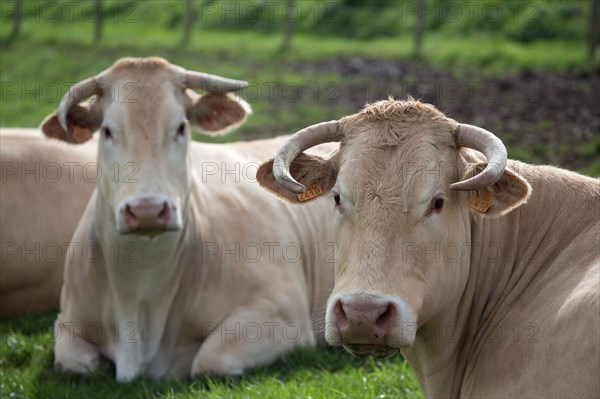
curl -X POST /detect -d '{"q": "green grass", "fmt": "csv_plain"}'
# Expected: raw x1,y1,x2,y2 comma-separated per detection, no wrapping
0,313,421,399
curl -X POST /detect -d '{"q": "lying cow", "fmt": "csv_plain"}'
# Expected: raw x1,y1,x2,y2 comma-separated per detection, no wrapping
0,129,96,318
257,98,600,398
42,57,335,381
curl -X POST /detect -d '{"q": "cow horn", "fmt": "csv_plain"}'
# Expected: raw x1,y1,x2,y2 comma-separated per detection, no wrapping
184,70,248,93
57,77,101,132
273,120,340,193
450,123,508,191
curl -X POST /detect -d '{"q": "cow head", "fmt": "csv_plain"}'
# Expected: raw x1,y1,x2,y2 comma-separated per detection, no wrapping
41,57,251,234
257,98,530,357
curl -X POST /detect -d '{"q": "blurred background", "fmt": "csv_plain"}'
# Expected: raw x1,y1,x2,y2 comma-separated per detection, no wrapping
1,0,599,175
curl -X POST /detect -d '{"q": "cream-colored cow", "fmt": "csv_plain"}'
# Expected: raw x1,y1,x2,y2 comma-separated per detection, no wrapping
0,129,96,318
258,98,600,398
42,57,335,381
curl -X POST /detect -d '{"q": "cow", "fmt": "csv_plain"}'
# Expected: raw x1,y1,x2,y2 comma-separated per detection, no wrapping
257,98,600,398
40,57,335,382
0,129,96,318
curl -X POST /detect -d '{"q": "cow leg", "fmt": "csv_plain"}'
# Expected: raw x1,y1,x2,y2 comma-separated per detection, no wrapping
53,318,111,375
190,308,314,377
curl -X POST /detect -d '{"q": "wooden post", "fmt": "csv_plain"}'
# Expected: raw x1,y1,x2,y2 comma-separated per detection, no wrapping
280,0,295,52
8,0,23,44
589,0,600,62
182,0,194,46
94,0,103,43
414,0,425,58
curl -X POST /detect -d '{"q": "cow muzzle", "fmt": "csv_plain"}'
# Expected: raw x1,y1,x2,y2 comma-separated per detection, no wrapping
116,196,182,234
325,293,417,357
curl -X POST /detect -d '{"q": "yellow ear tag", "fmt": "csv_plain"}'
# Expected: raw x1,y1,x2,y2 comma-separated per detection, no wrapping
467,189,493,213
72,125,93,143
296,186,323,202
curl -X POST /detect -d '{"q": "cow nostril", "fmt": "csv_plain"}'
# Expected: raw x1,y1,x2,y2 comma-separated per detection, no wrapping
375,303,396,329
125,204,136,221
158,202,168,219
334,300,348,331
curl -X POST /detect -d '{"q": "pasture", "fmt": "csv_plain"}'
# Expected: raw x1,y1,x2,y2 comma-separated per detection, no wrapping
1,1,598,398
1,314,421,398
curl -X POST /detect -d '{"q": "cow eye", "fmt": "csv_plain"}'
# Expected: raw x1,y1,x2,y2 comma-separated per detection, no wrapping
332,188,342,207
102,127,112,140
432,198,444,211
176,122,186,139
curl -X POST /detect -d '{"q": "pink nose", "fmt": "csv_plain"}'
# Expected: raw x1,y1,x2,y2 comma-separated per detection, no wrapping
122,199,171,232
334,296,397,344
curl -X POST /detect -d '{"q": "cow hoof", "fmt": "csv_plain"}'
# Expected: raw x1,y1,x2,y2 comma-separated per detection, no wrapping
54,361,64,372
95,355,114,375
54,355,113,376
191,356,245,378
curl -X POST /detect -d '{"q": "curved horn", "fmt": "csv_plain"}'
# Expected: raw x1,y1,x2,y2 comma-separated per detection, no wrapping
450,123,508,191
273,120,340,193
57,77,101,132
184,70,248,93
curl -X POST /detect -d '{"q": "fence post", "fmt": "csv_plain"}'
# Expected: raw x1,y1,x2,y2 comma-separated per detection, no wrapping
8,0,23,44
182,0,194,46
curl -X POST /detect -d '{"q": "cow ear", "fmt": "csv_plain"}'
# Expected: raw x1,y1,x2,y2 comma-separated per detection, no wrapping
40,103,100,144
257,152,338,204
188,92,252,135
461,163,531,216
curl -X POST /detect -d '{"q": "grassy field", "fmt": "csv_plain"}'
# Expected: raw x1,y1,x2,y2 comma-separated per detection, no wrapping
1,3,598,398
0,313,421,399
0,5,596,129
1,4,598,171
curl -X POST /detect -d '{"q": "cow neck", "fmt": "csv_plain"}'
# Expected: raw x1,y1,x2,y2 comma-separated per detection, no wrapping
399,217,473,398
404,163,599,397
461,165,599,374
94,189,194,300
92,185,199,377
400,203,529,397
